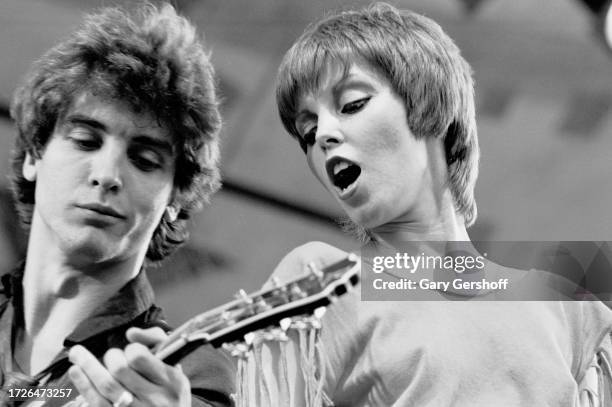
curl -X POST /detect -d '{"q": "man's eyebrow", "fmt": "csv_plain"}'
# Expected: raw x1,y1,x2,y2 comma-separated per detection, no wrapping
132,135,174,156
65,113,174,155
64,114,107,131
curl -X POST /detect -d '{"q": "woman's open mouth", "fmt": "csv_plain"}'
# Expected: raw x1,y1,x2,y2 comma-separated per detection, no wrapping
326,157,362,198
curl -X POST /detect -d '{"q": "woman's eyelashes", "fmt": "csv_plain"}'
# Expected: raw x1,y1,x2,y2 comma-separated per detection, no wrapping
340,96,371,114
299,97,371,148
302,126,317,146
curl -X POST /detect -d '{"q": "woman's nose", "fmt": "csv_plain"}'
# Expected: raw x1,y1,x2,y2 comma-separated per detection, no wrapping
315,113,344,150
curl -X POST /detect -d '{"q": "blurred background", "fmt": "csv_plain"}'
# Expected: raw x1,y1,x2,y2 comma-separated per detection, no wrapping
0,0,611,323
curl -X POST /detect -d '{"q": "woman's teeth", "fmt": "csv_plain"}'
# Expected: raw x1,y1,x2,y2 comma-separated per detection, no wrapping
334,161,350,176
332,163,361,190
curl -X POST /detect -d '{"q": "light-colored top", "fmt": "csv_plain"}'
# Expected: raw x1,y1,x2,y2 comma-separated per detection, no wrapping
320,292,611,406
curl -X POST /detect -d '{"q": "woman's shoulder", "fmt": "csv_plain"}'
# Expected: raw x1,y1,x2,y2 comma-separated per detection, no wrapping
268,241,351,283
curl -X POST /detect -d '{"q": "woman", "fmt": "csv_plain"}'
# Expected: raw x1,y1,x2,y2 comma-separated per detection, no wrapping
242,3,612,406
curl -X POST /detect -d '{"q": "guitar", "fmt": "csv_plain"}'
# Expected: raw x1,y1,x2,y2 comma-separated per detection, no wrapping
154,253,360,364
59,254,359,406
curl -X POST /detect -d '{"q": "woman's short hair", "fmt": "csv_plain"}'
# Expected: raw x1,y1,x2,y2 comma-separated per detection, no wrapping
10,3,221,261
276,2,479,226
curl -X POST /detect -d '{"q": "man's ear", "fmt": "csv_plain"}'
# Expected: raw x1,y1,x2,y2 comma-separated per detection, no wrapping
22,152,38,182
164,190,181,223
164,205,179,223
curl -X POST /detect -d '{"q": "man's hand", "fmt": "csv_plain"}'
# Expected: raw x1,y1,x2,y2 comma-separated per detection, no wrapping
68,327,191,407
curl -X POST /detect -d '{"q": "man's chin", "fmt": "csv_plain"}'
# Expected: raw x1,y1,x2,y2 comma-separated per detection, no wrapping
60,235,124,267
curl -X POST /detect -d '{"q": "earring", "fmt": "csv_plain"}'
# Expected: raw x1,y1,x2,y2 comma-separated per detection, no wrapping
22,153,37,181
165,206,178,222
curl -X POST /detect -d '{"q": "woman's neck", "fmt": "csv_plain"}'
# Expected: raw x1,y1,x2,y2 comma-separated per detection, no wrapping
371,194,470,246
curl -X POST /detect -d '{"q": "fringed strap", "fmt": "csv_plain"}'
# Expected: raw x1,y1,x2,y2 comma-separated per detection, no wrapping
235,356,248,407
308,328,319,405
316,334,333,406
227,314,332,407
595,334,612,407
224,342,251,407
291,314,331,407
278,337,291,406
578,359,602,407
577,332,612,407
298,327,315,403
253,332,278,406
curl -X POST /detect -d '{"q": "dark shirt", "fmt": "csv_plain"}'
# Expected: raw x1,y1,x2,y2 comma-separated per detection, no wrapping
0,265,235,406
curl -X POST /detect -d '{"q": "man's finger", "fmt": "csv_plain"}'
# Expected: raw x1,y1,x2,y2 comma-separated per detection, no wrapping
103,348,152,398
126,326,167,347
69,345,127,404
68,365,109,407
124,343,185,389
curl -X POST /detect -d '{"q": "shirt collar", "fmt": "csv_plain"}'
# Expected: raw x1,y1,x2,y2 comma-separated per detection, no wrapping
0,264,159,387
65,270,156,343
0,259,26,300
0,262,156,345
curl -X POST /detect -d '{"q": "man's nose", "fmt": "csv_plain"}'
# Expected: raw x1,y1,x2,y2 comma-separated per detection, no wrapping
88,143,124,193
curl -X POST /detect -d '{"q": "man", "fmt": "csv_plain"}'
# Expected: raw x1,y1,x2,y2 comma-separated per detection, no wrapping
1,3,234,406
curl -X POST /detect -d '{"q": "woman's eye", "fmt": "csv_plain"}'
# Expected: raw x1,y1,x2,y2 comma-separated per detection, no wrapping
341,97,371,114
302,126,317,146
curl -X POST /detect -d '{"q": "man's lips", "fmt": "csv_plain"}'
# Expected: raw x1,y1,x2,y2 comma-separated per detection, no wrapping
76,203,125,219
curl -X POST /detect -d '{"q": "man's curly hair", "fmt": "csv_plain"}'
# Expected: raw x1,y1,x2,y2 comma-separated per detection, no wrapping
10,3,221,262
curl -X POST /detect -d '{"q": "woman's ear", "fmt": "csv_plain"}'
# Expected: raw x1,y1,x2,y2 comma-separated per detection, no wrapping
22,152,38,181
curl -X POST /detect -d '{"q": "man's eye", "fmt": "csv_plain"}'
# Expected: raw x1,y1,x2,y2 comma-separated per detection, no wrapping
341,97,371,114
69,130,99,151
131,151,163,172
